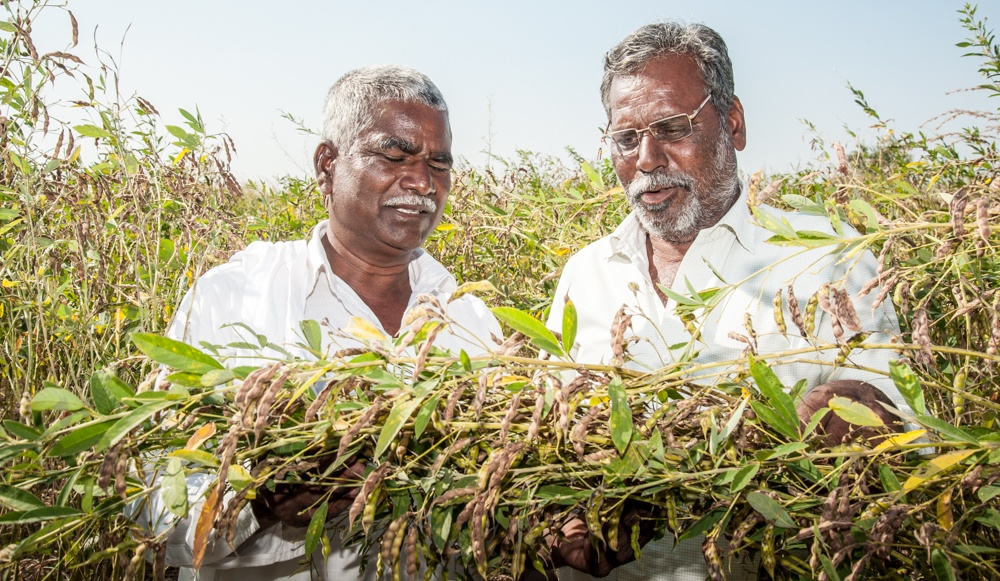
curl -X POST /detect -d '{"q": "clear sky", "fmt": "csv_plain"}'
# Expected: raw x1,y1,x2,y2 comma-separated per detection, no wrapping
31,1,1000,182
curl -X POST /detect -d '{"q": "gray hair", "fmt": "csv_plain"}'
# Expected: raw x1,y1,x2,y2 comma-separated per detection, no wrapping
321,64,448,152
601,22,735,122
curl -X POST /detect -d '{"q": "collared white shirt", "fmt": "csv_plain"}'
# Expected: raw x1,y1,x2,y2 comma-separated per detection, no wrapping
128,221,501,581
548,193,905,581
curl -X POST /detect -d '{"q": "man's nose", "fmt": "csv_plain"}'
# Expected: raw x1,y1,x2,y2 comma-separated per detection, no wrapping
401,162,435,196
635,132,671,174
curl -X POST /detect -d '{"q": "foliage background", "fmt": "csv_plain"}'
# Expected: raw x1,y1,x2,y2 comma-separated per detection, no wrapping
1,2,1000,580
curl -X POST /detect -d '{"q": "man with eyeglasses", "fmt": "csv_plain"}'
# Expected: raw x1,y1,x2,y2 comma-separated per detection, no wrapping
544,21,907,581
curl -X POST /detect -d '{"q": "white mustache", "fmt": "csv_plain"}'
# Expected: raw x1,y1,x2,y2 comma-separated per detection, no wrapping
626,170,693,200
384,195,437,212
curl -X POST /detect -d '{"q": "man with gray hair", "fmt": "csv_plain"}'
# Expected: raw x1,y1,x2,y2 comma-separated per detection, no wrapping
129,64,501,580
546,21,906,581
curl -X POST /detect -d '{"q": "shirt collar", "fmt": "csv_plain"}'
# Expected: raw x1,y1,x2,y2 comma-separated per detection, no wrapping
606,183,755,260
305,220,456,298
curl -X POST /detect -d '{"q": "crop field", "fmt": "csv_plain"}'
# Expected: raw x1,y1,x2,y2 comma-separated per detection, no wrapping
1,2,1000,581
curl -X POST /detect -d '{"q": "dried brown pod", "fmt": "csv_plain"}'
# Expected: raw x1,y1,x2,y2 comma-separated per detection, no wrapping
610,306,632,367
833,288,863,332
786,284,806,337
977,197,991,258
337,397,385,461
253,366,292,441
950,187,968,239
912,306,934,366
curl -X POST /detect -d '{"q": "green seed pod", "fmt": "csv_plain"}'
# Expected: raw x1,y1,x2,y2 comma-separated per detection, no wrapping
804,292,819,337
391,518,407,581
586,488,605,548
607,504,622,551
761,524,776,579
772,292,787,334
666,495,679,535
953,365,968,418
629,521,642,561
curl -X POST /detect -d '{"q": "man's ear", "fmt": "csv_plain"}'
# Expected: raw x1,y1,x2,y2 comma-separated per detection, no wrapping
728,96,747,152
314,142,338,197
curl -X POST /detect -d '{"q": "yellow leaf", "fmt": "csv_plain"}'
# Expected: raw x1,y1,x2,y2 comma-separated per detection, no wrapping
68,146,81,163
168,449,220,467
1,279,18,288
227,464,252,492
193,483,222,569
451,280,498,301
344,316,386,341
828,396,885,427
184,423,217,451
173,148,191,165
874,429,927,453
435,222,455,231
937,489,954,530
903,449,977,492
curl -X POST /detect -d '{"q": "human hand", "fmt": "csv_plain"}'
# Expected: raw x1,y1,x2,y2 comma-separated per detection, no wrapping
251,458,365,528
544,501,657,578
796,380,902,446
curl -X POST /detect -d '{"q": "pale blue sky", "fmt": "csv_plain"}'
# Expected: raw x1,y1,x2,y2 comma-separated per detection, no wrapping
33,2,1000,181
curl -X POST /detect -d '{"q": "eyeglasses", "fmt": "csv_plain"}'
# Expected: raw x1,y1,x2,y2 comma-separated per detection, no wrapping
603,94,712,154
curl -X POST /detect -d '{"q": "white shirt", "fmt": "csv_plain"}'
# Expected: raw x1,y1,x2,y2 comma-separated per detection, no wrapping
128,221,502,581
548,193,905,581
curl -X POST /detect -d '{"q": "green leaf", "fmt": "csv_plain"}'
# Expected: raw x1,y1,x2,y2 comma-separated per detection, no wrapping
974,508,1000,531
56,467,83,508
0,485,46,511
163,458,189,518
31,387,87,412
91,370,133,415
746,491,796,528
978,485,1000,503
731,463,759,493
678,507,725,542
561,299,578,356
890,361,925,415
0,506,82,525
608,377,633,454
459,350,472,373
374,396,423,460
200,369,236,387
750,401,799,441
74,124,113,139
0,443,38,467
131,333,223,375
300,320,322,353
916,415,978,445
305,500,328,557
491,307,565,357
97,401,175,451
51,419,117,457
879,464,902,493
752,206,798,239
430,506,453,550
2,420,41,441
931,548,956,581
413,394,440,439
828,397,885,427
749,356,798,431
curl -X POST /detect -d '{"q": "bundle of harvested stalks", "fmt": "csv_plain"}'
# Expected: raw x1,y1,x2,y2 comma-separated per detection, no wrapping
4,309,998,581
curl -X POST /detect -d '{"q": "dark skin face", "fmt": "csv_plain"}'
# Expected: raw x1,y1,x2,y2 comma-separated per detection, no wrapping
316,99,453,267
607,54,746,240
314,100,453,334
